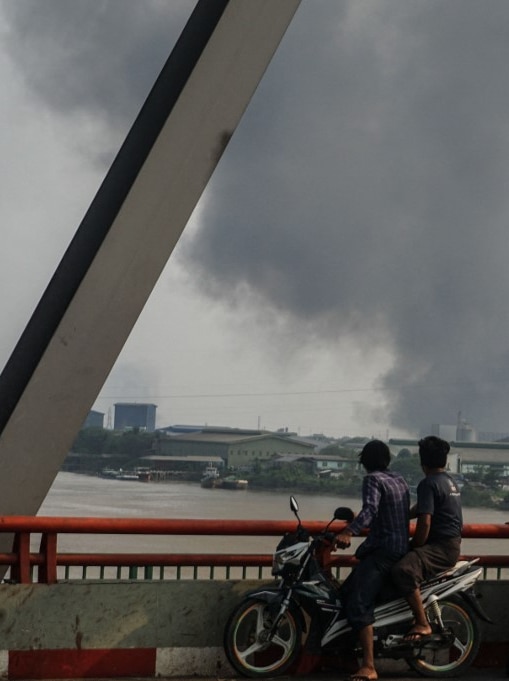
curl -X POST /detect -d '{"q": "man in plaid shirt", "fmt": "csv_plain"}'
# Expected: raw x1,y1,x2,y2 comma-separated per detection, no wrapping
335,440,410,681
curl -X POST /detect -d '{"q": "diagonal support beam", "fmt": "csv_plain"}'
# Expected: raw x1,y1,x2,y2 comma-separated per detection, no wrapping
0,0,300,516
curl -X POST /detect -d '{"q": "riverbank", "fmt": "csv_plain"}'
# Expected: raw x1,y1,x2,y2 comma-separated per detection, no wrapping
36,472,508,560
88,468,509,511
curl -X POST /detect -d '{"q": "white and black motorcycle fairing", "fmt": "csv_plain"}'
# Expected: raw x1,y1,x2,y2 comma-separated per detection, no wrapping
223,496,492,679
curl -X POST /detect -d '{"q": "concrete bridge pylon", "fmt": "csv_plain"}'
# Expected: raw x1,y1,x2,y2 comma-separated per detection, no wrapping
0,1,301,522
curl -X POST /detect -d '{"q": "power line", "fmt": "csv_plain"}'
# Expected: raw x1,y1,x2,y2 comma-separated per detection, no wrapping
98,388,383,399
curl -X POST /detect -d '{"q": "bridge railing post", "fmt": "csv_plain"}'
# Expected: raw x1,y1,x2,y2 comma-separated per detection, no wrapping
39,532,58,584
11,532,31,584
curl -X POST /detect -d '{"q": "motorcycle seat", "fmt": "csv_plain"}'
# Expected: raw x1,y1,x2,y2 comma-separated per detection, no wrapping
431,560,473,579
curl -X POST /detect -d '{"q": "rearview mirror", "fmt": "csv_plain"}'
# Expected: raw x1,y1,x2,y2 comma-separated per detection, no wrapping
334,506,354,522
290,496,299,513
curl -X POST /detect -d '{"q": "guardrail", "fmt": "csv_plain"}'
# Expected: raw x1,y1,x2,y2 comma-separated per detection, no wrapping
0,516,507,584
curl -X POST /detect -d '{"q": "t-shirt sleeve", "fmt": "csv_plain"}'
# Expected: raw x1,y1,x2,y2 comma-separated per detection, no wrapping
416,478,435,516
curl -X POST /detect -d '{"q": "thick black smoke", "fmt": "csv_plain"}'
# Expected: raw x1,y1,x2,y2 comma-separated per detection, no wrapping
1,0,192,162
181,0,509,434
4,0,509,434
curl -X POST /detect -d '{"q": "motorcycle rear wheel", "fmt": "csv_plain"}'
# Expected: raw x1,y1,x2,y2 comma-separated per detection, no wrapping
407,596,480,678
223,596,302,678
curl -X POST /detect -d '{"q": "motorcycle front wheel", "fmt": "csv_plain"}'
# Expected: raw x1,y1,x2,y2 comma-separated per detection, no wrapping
223,596,302,678
407,596,480,678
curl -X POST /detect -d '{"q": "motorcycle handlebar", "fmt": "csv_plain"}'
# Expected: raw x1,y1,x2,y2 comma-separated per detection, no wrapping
323,531,337,544
308,530,337,549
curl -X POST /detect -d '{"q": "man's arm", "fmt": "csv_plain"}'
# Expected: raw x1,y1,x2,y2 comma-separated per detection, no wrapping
411,513,431,548
335,475,380,549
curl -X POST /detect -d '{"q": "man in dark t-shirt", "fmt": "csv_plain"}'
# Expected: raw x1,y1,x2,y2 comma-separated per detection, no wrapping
418,470,462,542
391,436,462,641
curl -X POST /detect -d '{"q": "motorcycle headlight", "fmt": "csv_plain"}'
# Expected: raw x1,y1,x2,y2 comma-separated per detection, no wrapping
272,554,285,575
271,541,308,576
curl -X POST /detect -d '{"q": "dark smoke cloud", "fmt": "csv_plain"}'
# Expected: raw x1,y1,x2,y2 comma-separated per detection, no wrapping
4,0,509,434
180,0,509,434
1,0,192,162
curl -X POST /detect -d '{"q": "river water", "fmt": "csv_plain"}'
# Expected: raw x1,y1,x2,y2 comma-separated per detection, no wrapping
37,472,509,558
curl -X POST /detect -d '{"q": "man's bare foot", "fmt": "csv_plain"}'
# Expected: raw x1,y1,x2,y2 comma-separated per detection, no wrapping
403,623,433,641
348,664,378,681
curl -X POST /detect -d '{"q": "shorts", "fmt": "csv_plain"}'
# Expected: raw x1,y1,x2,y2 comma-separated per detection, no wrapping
391,538,461,596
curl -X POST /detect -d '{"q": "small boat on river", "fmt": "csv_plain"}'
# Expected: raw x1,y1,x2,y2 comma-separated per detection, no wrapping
100,468,141,481
200,464,248,490
200,464,222,488
220,475,248,490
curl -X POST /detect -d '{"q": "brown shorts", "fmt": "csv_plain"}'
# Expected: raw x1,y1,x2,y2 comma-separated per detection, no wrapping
391,537,461,596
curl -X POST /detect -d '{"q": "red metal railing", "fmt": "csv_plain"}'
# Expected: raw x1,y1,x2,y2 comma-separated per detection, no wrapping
0,516,507,584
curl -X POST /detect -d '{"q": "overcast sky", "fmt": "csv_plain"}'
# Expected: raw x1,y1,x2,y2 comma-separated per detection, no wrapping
2,0,509,440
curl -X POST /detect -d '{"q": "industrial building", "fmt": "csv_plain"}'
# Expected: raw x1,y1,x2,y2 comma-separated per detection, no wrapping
113,403,157,432
82,410,104,429
154,427,315,469
389,439,509,477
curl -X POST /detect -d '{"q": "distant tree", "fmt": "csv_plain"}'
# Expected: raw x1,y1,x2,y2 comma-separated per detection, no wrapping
463,469,484,483
397,448,412,459
320,444,357,459
391,453,423,486
483,468,503,489
72,427,111,455
72,427,154,458
461,484,497,508
105,430,154,456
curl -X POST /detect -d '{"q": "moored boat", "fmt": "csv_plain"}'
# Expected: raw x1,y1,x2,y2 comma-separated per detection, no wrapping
221,475,248,490
115,472,140,481
200,463,221,488
100,468,140,481
200,464,248,490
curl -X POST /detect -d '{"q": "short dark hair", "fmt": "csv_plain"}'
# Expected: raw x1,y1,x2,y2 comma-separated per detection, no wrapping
418,436,450,468
359,439,391,472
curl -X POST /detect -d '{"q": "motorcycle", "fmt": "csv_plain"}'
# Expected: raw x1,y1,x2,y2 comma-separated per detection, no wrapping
223,496,491,678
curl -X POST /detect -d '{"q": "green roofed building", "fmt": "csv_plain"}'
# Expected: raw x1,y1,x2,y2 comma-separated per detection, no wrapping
154,427,315,470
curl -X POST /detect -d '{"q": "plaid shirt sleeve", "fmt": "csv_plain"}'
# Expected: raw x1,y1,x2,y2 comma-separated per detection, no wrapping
347,474,380,536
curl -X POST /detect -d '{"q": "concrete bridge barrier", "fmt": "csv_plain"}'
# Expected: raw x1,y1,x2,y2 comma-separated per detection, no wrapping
0,580,506,679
